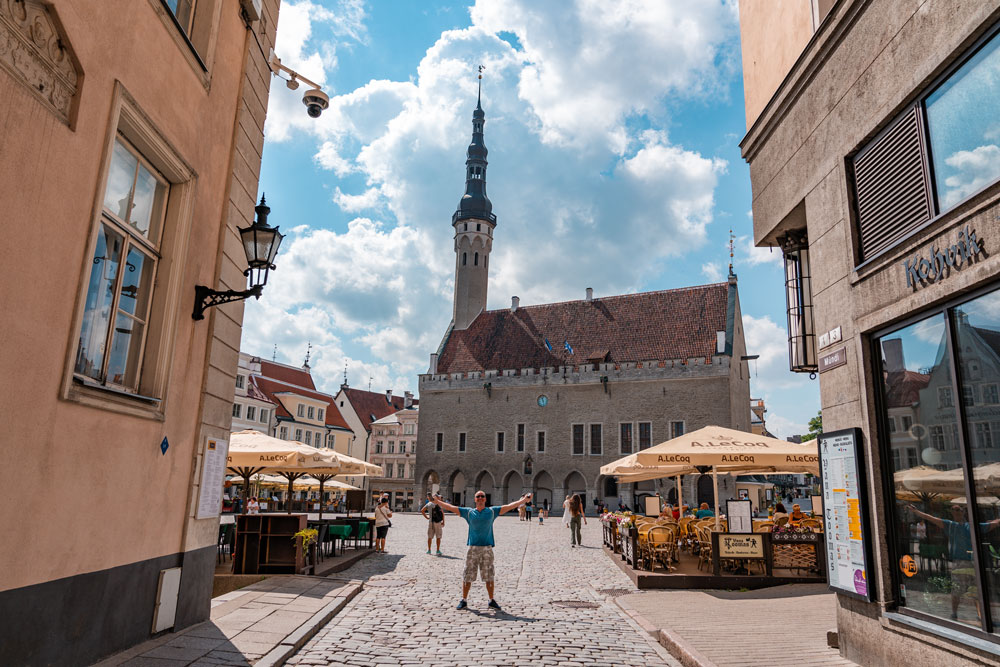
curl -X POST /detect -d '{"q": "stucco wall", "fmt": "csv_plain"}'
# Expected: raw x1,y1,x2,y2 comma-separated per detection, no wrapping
0,0,278,659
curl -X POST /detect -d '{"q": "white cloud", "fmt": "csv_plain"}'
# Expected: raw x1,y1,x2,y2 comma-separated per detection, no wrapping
333,186,382,212
743,314,810,392
702,262,724,282
941,144,1000,209
764,413,807,441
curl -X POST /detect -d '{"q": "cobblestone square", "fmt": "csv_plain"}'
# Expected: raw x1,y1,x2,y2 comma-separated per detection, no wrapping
287,513,677,666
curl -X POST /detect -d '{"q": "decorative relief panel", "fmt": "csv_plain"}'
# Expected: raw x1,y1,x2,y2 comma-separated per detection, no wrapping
0,0,81,125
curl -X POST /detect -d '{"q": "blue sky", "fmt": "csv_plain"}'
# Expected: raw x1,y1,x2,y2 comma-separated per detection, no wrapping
242,0,820,438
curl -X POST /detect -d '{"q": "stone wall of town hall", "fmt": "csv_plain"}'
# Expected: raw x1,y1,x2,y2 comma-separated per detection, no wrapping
416,357,746,510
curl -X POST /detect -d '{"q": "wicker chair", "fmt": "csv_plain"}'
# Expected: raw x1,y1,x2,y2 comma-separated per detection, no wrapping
695,526,714,571
647,525,677,572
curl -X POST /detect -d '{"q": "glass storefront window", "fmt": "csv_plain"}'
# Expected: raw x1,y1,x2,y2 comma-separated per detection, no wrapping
953,290,1000,630
926,30,1000,211
878,285,1000,635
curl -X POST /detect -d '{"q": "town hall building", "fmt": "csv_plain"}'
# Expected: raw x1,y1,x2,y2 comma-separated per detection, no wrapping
414,85,752,513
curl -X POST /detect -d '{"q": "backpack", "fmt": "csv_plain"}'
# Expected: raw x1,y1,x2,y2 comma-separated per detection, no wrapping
431,504,444,523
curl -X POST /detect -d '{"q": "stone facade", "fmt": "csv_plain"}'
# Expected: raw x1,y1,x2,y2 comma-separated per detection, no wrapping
369,407,419,510
742,0,1000,664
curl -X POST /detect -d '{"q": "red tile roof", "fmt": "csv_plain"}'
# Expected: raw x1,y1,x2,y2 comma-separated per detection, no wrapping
884,371,931,409
436,284,730,373
252,376,352,430
341,387,417,432
259,360,316,390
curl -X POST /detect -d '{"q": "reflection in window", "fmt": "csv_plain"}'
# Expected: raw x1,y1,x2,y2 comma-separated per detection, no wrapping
926,30,1000,210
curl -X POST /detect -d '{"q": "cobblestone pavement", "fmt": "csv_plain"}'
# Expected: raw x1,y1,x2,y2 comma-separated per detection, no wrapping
287,513,678,667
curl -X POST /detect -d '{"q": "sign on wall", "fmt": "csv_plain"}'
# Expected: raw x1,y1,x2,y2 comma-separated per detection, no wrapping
196,437,230,520
818,428,874,601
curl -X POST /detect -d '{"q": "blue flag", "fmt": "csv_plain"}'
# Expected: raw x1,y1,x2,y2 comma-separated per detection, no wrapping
544,338,553,352
564,340,574,354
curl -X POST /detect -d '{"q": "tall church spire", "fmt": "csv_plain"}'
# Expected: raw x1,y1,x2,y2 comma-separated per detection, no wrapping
451,66,497,331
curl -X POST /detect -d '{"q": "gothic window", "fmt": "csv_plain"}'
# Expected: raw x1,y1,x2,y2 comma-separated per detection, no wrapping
462,252,467,266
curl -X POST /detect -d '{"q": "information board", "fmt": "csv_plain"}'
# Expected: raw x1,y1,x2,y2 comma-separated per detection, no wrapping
644,496,660,517
726,499,753,533
196,437,230,519
818,428,873,601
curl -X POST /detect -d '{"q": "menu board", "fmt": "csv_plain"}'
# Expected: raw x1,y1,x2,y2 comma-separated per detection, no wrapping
818,428,873,601
727,499,753,533
196,437,230,519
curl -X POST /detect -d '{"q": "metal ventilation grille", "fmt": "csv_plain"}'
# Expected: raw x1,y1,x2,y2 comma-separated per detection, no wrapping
852,106,932,260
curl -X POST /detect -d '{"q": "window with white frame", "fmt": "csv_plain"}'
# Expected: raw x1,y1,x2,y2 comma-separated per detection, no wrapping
376,441,383,454
572,424,584,455
983,383,999,404
74,137,167,392
297,405,305,417
232,403,241,418
279,426,288,439
295,428,303,441
235,374,245,389
318,408,324,421
638,422,652,450
316,431,324,446
307,406,315,419
590,424,602,455
620,423,633,454
260,409,269,423
304,431,312,445
327,433,334,447
397,465,405,479
388,441,395,453
939,387,953,407
385,463,393,477
404,424,415,435
246,405,256,421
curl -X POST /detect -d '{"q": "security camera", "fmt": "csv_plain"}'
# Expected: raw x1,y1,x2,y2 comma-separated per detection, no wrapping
302,88,329,118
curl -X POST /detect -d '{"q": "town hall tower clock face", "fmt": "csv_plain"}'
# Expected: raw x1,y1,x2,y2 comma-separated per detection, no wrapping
537,395,548,407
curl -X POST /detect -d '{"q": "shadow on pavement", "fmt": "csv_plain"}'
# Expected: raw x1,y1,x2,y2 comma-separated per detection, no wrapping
466,608,540,622
703,583,831,601
352,553,404,577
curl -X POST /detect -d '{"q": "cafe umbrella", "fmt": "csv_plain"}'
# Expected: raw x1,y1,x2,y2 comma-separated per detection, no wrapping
600,426,820,529
280,456,382,519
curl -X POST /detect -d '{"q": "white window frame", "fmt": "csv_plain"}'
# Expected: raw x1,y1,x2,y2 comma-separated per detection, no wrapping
304,431,312,445
294,428,303,441
297,405,305,418
307,406,315,419
279,426,288,439
260,408,269,423
571,423,585,456
235,374,245,389
232,403,241,418
318,408,324,421
589,423,603,456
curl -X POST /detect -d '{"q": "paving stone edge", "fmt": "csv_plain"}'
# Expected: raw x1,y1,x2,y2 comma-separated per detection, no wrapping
614,596,717,667
255,581,364,667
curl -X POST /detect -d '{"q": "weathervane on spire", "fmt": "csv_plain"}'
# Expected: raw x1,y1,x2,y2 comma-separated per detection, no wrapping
303,342,312,369
728,228,735,276
477,64,484,103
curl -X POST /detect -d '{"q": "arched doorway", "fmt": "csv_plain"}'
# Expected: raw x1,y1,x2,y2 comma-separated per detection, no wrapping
632,480,655,514
564,471,587,510
422,470,440,499
532,470,553,512
475,470,495,506
600,476,618,509
503,470,524,502
450,470,467,506
697,474,714,507
667,486,678,506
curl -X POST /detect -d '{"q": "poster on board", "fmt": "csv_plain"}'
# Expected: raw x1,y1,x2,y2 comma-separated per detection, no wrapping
727,499,753,533
645,496,661,517
818,428,874,601
196,437,230,519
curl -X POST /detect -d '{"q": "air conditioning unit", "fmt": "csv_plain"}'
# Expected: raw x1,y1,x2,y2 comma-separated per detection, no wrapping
240,0,262,22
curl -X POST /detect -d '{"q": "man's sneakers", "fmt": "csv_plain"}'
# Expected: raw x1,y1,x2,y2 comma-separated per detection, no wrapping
436,549,443,555
456,599,468,610
426,549,431,554
488,599,502,611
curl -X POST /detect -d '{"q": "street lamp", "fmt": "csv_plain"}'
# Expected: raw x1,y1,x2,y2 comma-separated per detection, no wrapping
192,194,284,320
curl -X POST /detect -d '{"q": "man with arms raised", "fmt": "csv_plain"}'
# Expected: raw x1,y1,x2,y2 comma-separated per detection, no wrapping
431,490,532,611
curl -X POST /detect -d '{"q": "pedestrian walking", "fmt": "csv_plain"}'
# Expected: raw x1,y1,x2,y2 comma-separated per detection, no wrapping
569,494,587,547
525,500,533,521
420,492,445,554
374,497,392,553
562,496,572,528
430,490,533,611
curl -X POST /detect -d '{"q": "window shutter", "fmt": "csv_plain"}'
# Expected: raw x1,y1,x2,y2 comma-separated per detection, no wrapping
851,105,932,260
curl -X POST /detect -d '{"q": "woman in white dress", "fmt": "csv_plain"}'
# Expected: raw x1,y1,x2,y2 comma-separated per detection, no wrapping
562,496,572,528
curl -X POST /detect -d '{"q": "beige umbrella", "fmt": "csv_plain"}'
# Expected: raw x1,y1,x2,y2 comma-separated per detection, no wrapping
228,430,381,515
601,426,820,528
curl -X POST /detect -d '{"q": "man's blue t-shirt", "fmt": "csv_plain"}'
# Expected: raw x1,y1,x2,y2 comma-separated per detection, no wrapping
460,506,502,546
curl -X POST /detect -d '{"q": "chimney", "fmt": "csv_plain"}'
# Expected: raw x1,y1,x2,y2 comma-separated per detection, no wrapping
586,287,593,301
883,338,905,373
404,391,413,408
429,353,438,374
385,389,393,404
716,331,726,354
511,296,519,311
